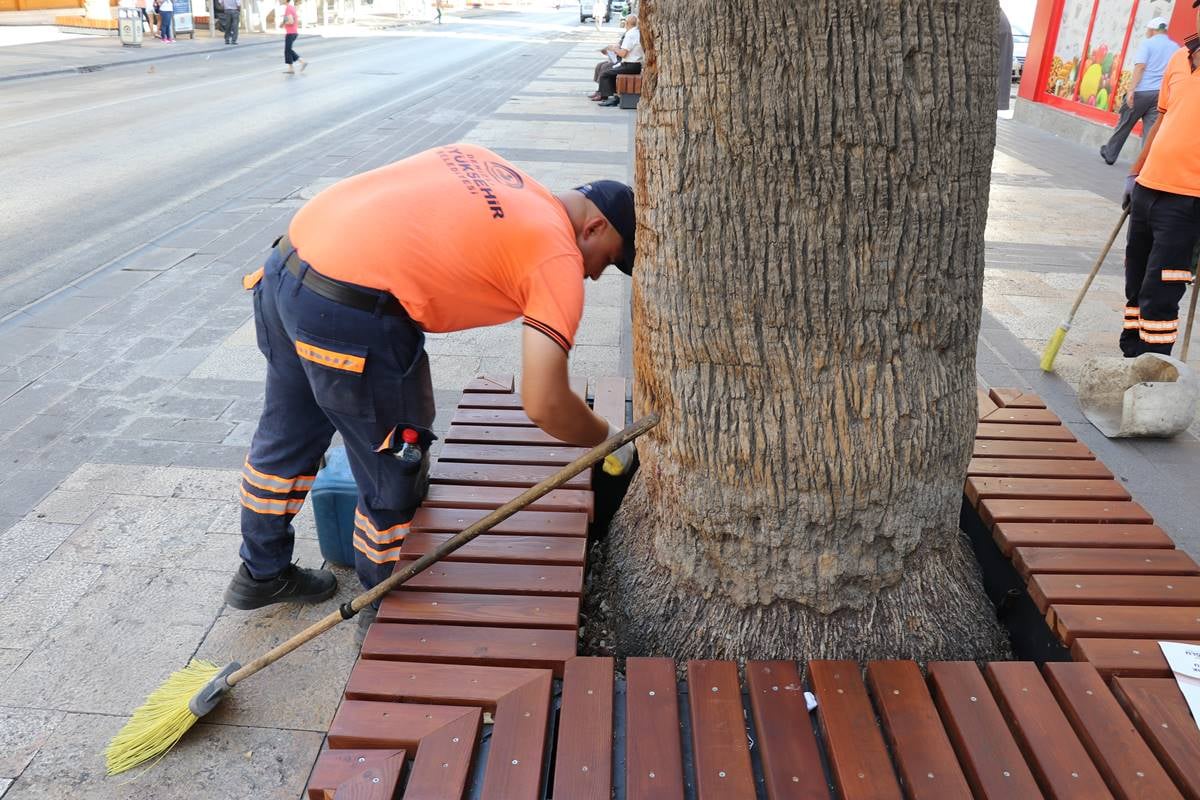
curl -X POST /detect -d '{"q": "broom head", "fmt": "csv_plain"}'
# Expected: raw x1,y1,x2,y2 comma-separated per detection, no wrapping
105,659,226,776
1040,325,1069,372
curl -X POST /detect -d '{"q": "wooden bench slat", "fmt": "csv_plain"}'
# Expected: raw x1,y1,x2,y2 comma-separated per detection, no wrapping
343,660,549,708
686,660,757,799
1014,547,1198,578
993,523,1175,556
980,499,1153,528
1028,574,1200,612
360,623,576,676
1050,604,1200,645
463,374,515,393
967,458,1113,479
591,377,626,429
864,660,971,800
307,749,406,800
745,660,831,800
377,591,579,629
411,507,588,537
1111,676,1200,798
327,698,481,749
457,392,526,409
980,407,1062,425
984,662,1113,799
625,657,686,800
966,477,1129,506
437,442,589,466
478,668,554,800
400,561,583,597
1069,638,1200,679
976,422,1077,442
328,751,405,800
451,408,536,427
445,424,568,446
552,657,614,800
989,389,1046,408
808,660,903,800
424,484,594,520
1043,662,1184,799
978,388,1000,419
926,661,1042,799
430,461,591,491
972,440,1094,460
399,532,586,565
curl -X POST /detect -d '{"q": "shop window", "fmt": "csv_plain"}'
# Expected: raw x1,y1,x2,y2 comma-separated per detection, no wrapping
1046,0,1095,99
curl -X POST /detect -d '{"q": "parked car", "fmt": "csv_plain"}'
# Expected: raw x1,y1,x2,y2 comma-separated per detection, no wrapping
1012,26,1029,80
578,0,612,23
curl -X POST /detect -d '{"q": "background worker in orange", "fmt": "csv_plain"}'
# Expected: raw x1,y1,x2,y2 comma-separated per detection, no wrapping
225,143,637,610
1120,5,1200,358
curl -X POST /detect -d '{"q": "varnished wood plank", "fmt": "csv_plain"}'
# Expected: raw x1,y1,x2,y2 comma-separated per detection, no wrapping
967,457,1112,479
926,661,1042,799
423,484,594,520
399,532,586,565
360,623,576,676
1014,547,1198,578
591,376,627,429
377,591,579,629
972,440,1095,460
429,461,591,491
400,561,583,597
687,660,757,799
552,658,614,800
411,507,588,537
478,668,553,800
307,749,406,800
976,422,1076,441
990,388,1046,408
984,662,1113,799
457,379,585,409
327,699,480,751
437,442,589,466
1050,604,1200,645
864,661,971,800
1043,662,1183,799
1111,676,1200,798
745,660,830,799
344,660,549,709
980,407,1062,425
966,477,1129,506
1070,638,1200,679
445,425,568,446
979,499,1153,528
327,751,405,800
808,660,903,800
625,657,686,800
1028,574,1200,613
992,523,1174,556
451,407,536,427
978,388,1000,419
464,374,515,393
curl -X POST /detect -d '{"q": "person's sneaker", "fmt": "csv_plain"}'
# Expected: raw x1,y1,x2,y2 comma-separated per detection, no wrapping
599,96,620,107
224,563,337,610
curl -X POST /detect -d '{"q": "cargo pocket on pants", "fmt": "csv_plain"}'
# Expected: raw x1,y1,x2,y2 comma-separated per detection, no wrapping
374,424,437,512
251,283,272,360
294,328,374,420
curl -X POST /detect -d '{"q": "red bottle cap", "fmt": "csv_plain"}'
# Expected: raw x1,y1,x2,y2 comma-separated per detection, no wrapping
401,428,419,445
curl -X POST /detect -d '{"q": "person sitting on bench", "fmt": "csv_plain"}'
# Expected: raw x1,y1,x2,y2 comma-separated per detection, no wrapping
593,14,642,107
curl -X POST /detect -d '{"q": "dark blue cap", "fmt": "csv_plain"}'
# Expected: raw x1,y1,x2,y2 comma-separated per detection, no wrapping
575,180,636,275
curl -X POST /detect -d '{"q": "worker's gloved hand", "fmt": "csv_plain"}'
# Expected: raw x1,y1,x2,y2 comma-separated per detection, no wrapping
1122,173,1137,210
602,422,637,476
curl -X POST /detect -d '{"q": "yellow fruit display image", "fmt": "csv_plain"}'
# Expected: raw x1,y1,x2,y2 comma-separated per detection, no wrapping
1079,61,1104,104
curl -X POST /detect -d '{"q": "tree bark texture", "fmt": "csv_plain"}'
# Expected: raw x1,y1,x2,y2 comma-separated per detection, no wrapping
596,0,1010,663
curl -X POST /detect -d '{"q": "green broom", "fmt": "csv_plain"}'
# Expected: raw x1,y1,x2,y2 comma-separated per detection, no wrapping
105,413,659,776
1040,209,1129,372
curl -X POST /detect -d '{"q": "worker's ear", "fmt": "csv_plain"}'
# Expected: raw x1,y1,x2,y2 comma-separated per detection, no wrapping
582,214,610,242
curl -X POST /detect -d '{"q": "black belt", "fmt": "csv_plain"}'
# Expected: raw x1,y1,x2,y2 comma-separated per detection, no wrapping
276,236,407,317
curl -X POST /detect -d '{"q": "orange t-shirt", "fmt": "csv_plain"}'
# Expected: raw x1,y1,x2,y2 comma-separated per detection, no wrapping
1139,47,1200,198
289,144,584,352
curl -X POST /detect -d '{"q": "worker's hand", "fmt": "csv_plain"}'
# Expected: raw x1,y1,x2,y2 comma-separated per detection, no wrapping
602,422,636,476
1122,173,1137,210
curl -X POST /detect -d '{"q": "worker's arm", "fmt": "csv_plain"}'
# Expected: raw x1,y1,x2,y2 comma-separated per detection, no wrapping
520,327,609,447
1125,64,1146,106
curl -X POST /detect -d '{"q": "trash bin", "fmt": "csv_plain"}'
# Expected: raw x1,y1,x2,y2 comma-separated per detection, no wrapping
117,6,144,46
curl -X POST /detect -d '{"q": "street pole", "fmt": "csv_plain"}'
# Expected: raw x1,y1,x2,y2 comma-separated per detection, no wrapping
208,0,214,37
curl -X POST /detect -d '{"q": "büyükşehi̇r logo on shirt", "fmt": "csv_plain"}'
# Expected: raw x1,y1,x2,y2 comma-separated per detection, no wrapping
486,162,524,190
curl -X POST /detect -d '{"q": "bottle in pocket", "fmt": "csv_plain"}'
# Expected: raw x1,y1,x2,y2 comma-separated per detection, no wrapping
394,428,422,464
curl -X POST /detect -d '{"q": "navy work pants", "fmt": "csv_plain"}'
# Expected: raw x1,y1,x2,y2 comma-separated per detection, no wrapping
1121,184,1200,357
240,243,435,590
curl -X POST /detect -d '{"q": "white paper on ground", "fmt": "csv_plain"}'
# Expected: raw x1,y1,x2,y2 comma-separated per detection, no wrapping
805,691,817,712
1158,641,1200,728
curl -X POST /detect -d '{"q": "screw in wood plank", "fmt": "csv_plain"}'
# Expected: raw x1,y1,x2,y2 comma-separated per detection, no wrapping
711,687,718,692
927,773,934,779
512,760,519,765
1086,690,1094,695
581,766,589,772
357,757,366,763
1137,772,1146,777
793,776,800,782
1072,772,1079,778
1003,771,1011,777
719,772,726,778
970,696,977,702
649,773,655,779
648,691,655,696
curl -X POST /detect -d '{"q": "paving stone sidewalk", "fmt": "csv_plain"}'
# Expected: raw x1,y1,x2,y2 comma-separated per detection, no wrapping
0,24,631,799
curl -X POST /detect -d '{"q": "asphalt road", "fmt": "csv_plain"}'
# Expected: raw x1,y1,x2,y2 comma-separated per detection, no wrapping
0,7,584,319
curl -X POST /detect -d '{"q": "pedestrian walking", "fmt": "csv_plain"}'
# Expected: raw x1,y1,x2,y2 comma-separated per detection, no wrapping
1101,17,1178,164
136,0,155,37
157,0,174,41
223,0,240,43
435,2,441,24
1119,7,1200,358
592,0,604,31
223,144,636,609
282,0,306,73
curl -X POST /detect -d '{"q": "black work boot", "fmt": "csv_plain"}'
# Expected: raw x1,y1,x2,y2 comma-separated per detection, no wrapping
224,563,337,610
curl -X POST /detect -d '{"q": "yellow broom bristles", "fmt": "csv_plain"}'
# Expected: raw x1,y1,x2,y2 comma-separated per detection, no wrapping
1040,326,1068,372
105,659,224,776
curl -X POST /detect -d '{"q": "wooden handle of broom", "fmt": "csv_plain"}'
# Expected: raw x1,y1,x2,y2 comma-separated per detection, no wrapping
1180,256,1200,363
1068,208,1128,321
225,412,659,687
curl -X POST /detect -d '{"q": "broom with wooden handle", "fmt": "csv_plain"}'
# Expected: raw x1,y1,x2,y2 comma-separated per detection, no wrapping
1040,209,1129,372
105,413,660,776
1179,257,1199,363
